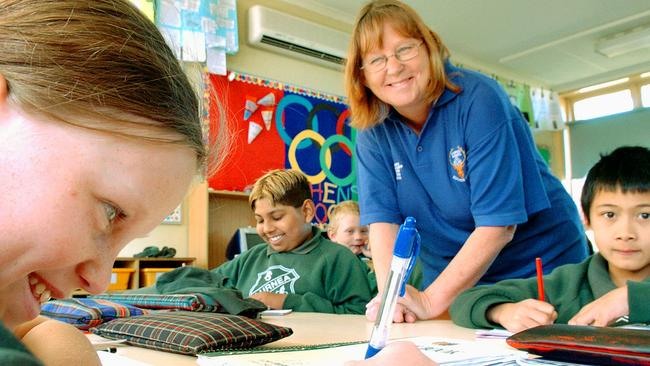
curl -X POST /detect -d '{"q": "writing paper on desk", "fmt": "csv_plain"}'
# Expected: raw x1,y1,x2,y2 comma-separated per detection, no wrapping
516,358,597,366
197,336,526,366
97,351,152,366
475,328,514,339
260,309,293,316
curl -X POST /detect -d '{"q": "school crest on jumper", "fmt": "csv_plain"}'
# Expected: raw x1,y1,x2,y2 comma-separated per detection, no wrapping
448,146,466,182
249,265,300,296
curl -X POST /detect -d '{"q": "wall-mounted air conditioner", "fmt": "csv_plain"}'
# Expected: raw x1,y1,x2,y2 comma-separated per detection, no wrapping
248,5,350,70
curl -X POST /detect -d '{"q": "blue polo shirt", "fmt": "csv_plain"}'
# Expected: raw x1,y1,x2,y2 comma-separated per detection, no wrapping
356,63,587,287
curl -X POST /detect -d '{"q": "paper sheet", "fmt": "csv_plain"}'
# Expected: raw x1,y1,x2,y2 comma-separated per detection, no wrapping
197,336,526,366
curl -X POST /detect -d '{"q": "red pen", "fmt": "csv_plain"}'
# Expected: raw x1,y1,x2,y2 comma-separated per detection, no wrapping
536,257,545,301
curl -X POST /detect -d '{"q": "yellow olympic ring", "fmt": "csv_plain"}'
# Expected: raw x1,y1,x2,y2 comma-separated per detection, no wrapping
288,130,332,184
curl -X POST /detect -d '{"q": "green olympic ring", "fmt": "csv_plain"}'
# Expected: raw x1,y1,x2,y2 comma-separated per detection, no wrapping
319,134,356,186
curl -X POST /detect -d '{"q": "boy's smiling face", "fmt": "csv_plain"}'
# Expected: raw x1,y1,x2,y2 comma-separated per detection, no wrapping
254,198,314,253
588,188,650,285
329,213,369,255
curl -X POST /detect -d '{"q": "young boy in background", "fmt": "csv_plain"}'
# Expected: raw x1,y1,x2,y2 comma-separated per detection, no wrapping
212,169,372,314
450,146,650,332
328,200,372,258
327,200,423,293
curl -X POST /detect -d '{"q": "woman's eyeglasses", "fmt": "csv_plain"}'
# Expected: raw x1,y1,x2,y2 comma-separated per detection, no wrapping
361,41,423,72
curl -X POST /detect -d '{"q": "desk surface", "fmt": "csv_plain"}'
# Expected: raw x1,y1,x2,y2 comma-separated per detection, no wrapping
106,312,476,365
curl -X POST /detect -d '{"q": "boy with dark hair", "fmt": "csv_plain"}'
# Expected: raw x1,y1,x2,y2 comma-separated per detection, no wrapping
213,169,372,314
450,146,650,332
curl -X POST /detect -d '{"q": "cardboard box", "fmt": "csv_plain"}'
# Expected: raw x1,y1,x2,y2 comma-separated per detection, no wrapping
108,268,135,291
140,268,175,287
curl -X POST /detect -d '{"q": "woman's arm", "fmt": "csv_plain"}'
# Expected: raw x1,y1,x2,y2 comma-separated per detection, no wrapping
405,225,516,320
15,316,101,366
366,222,419,322
367,222,399,293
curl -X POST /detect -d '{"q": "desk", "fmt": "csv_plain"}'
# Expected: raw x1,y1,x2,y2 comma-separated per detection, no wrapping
105,313,476,365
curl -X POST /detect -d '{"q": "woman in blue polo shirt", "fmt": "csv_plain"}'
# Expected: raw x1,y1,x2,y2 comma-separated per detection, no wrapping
343,0,588,322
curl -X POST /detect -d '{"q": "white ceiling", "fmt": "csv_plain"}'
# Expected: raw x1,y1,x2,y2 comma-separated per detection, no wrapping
281,0,650,92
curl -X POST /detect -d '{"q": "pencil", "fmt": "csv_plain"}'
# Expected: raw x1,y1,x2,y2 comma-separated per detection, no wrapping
535,257,545,301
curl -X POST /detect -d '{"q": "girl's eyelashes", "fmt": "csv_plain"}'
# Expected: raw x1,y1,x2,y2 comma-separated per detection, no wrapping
103,202,126,226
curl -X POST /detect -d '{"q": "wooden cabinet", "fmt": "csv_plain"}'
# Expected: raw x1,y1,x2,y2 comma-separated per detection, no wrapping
73,257,195,296
112,257,196,289
207,190,256,269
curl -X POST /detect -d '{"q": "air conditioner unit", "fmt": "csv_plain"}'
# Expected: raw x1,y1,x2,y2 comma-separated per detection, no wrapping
248,5,350,70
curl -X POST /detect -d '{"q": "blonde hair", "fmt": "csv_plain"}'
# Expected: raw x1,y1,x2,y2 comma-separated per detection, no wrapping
328,200,360,231
249,169,312,210
344,0,460,129
0,0,216,169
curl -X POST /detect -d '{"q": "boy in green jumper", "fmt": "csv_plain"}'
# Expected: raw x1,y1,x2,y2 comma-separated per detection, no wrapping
450,146,650,333
213,169,372,314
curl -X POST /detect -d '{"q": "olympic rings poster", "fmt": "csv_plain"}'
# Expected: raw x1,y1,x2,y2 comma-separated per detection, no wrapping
208,72,357,224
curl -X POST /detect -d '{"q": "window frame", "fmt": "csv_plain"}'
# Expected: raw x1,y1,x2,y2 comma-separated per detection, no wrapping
561,73,648,122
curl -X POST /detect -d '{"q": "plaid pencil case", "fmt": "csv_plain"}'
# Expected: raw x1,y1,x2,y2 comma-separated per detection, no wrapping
506,324,650,366
91,293,220,312
91,311,293,355
41,298,148,330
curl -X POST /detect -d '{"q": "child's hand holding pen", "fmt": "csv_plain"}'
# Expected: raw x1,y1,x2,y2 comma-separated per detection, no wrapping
486,299,558,333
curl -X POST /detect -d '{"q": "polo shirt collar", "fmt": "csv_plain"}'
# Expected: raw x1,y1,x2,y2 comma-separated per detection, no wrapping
266,226,322,256
434,60,461,109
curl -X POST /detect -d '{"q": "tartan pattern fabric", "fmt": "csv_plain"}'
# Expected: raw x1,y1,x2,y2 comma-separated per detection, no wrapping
91,293,221,312
91,311,293,355
40,298,148,330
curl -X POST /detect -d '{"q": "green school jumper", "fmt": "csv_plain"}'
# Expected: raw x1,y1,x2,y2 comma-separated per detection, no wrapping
213,226,372,314
450,253,650,329
0,322,43,366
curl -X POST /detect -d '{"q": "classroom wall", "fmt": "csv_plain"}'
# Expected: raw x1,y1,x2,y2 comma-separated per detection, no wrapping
119,1,547,259
119,2,346,259
227,0,351,95
118,63,206,258
569,107,650,178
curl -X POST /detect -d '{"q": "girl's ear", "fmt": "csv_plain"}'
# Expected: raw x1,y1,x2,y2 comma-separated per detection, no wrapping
301,199,316,223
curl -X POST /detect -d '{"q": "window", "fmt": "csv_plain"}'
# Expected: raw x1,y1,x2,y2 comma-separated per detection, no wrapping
561,71,650,122
572,90,633,121
642,84,650,107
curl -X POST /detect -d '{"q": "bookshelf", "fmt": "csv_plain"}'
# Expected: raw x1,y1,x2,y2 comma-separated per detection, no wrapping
73,257,195,296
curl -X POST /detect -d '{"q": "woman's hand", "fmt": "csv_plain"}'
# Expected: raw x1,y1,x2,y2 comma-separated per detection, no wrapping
569,286,628,326
397,285,450,320
365,284,448,323
344,341,437,366
487,300,557,333
365,294,418,323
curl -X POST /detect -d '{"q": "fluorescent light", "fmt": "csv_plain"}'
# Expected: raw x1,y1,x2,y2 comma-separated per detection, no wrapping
596,24,650,58
578,77,629,93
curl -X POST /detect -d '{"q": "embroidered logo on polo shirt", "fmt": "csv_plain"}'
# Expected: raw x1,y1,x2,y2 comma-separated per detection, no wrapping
249,265,300,296
394,162,403,181
449,146,466,182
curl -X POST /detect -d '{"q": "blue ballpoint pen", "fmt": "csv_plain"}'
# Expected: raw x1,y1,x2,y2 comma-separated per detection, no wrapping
365,217,420,359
